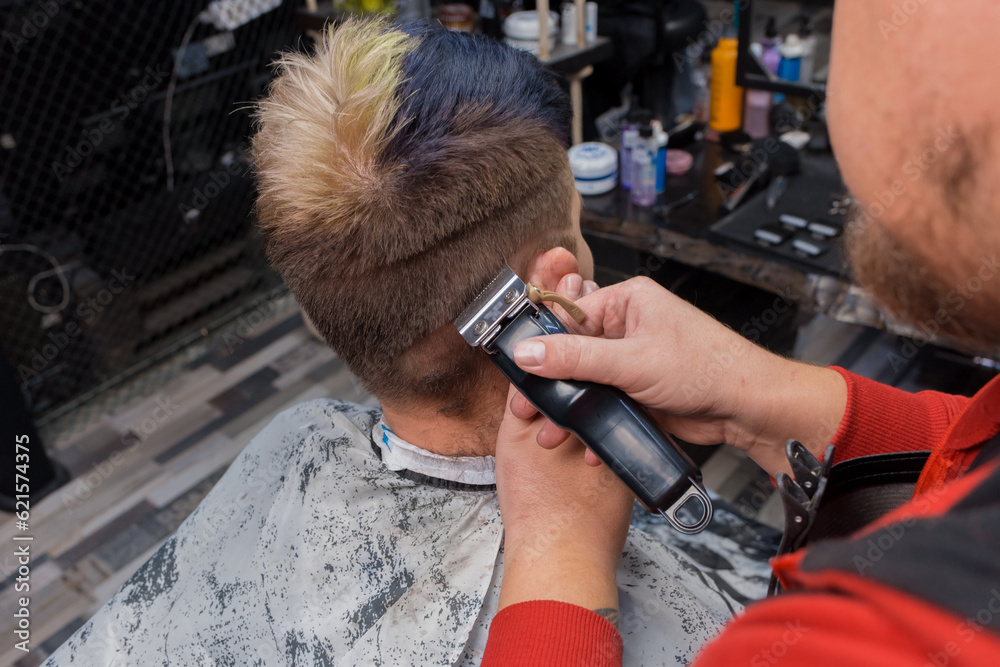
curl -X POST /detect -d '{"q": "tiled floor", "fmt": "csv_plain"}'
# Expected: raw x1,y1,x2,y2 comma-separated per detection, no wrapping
0,294,376,667
2,292,995,665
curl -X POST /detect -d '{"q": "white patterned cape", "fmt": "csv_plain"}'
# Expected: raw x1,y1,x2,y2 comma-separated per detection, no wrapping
46,399,776,666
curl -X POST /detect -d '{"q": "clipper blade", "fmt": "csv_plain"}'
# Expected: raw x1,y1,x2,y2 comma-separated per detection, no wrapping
454,265,526,346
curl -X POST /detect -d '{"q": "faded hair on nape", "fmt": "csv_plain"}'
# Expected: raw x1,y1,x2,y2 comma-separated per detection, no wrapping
252,17,576,404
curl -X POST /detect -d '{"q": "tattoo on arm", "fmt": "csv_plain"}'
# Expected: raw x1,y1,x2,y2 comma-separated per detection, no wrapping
593,608,620,629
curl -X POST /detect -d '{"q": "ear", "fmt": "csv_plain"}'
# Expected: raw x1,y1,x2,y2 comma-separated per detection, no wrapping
525,246,580,291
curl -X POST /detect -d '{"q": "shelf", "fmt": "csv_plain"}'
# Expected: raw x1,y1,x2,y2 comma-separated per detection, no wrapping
537,36,613,74
292,5,612,74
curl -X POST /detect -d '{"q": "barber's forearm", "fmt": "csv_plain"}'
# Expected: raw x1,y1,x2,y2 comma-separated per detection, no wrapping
725,356,848,477
498,548,619,617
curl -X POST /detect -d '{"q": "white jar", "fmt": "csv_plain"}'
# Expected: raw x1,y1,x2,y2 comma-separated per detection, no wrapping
503,11,560,55
568,142,618,195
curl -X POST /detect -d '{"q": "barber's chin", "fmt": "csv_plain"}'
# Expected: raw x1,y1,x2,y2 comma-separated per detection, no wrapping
845,216,1000,354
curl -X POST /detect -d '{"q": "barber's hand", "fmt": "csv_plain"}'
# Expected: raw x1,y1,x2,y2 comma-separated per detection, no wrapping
495,383,634,613
511,276,847,476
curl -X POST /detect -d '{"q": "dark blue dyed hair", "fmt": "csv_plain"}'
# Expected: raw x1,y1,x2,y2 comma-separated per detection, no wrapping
382,21,572,164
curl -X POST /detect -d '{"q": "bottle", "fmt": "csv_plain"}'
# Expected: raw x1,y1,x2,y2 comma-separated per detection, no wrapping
630,120,657,207
692,63,711,124
619,102,642,189
761,16,782,75
761,16,779,50
709,36,743,133
798,17,816,85
585,2,597,43
777,34,804,83
744,88,771,138
561,2,576,45
653,120,668,194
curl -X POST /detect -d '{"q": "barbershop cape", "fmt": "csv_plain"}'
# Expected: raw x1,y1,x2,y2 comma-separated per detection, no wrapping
46,399,775,666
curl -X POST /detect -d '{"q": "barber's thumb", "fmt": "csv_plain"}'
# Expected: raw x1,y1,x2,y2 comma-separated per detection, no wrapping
512,334,620,383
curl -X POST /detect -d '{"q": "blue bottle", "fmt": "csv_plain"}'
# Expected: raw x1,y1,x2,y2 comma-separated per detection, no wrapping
777,34,803,83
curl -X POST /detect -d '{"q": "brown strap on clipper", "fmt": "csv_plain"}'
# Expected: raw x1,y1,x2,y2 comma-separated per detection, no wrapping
525,284,587,324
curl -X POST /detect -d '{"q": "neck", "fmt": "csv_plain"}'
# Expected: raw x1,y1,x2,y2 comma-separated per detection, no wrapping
380,389,506,458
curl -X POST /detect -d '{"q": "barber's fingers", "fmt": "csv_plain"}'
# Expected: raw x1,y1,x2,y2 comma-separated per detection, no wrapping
556,275,597,299
513,333,636,389
556,273,583,299
508,373,611,466
571,275,674,338
542,273,585,326
536,421,571,449
511,390,573,448
552,279,640,338
509,390,539,420
504,384,527,417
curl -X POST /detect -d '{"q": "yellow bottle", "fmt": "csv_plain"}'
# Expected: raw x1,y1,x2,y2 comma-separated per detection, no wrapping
709,37,744,133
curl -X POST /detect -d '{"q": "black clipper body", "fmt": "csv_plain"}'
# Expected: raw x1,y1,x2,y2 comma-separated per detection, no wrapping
455,266,713,534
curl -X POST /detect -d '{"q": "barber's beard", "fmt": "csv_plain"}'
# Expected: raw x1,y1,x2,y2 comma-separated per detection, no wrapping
845,211,1000,353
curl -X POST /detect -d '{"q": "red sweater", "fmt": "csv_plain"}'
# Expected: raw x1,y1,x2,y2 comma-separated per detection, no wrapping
482,367,1000,666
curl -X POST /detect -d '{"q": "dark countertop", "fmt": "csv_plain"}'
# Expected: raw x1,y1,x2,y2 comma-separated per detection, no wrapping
579,141,992,357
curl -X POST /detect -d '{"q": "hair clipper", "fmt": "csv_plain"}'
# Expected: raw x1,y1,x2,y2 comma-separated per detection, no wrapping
455,265,713,534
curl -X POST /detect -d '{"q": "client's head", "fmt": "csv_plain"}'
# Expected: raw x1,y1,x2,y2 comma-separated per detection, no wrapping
252,18,590,442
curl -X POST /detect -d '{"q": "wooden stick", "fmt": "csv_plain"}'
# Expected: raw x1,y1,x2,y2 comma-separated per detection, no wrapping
567,65,593,145
538,0,549,60
575,0,585,46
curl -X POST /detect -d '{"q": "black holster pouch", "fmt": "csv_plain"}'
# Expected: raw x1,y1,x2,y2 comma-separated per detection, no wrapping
768,441,930,596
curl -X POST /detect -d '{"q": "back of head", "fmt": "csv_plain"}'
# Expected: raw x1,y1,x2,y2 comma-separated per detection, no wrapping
252,18,575,411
